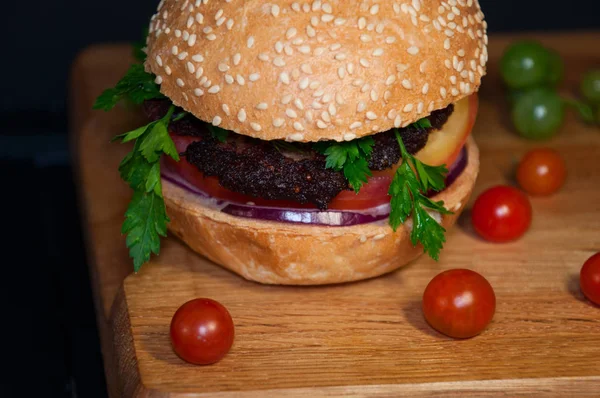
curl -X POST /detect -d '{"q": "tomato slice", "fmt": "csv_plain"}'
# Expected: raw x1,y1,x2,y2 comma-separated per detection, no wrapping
165,95,478,210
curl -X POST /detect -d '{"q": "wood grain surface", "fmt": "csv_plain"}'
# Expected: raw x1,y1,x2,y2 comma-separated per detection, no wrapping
71,32,600,397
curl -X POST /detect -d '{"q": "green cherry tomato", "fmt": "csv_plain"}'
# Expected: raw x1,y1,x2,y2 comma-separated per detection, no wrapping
546,50,564,86
501,41,552,89
511,88,565,139
581,70,600,104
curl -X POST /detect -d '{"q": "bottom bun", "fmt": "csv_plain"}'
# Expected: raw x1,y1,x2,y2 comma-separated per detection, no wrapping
163,137,479,285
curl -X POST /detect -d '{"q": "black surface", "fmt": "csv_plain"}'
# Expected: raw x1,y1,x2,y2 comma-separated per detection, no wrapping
0,0,598,396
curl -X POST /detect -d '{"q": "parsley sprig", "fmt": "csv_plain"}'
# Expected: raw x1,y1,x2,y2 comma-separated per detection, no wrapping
95,56,177,271
388,129,452,260
314,137,375,192
93,64,164,111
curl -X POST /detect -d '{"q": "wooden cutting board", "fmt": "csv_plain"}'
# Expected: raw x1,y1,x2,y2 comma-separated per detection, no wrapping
71,32,600,397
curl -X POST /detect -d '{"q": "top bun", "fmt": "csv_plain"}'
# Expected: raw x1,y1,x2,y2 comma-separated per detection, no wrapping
145,0,487,142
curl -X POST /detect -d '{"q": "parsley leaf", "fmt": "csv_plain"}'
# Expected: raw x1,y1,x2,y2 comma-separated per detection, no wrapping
93,64,163,111
207,124,229,143
388,128,452,260
410,200,447,261
411,118,433,129
564,98,596,124
112,104,179,269
314,137,374,193
121,191,169,271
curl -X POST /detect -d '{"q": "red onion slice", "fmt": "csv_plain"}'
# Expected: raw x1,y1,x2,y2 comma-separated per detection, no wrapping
162,145,468,227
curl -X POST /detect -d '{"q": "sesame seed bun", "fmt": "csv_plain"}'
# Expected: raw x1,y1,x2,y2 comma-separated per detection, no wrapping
162,137,479,285
145,0,488,142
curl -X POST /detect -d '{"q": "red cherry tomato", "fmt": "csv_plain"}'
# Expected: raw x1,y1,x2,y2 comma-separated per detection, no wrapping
423,269,496,339
580,253,600,306
516,148,566,195
170,298,235,365
471,185,532,242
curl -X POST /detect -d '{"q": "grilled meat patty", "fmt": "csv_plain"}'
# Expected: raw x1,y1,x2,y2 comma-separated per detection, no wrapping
145,100,454,209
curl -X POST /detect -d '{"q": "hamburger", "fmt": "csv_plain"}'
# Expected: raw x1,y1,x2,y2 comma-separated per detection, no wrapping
95,0,488,284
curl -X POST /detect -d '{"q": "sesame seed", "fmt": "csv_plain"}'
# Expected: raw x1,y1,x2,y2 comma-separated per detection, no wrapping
286,27,297,39
250,122,262,132
192,54,204,62
403,104,414,113
322,3,332,13
307,25,316,37
317,120,327,129
222,104,231,115
155,75,163,84
444,38,451,50
237,109,247,122
224,75,234,85
247,36,255,48
386,75,396,85
322,14,334,22
366,111,377,120
171,45,179,55
279,72,291,85
208,85,221,94
349,122,362,130
321,111,331,122
359,58,370,68
370,4,379,14
310,81,321,89
187,16,194,28
233,53,241,66
361,83,371,93
226,19,234,30
286,109,298,118
216,17,226,27
156,55,163,66
273,57,286,67
407,46,419,55
321,102,333,116
212,116,222,126
335,53,347,61
402,79,412,89
293,122,305,131
334,17,346,26
422,83,430,95
218,63,230,72
370,90,378,101
386,36,397,44
174,30,181,38
271,4,280,16
357,101,366,112
445,59,452,69
178,52,189,60
203,79,212,88
273,118,285,127
445,29,454,37
236,74,245,85
311,16,319,26
451,88,460,96
164,66,172,75
298,45,311,54
282,95,293,105
193,88,203,97
337,67,345,79
294,99,304,110
372,48,384,56
275,41,283,53
299,77,310,90
394,115,402,127
206,34,216,41
440,87,447,98
417,102,424,113
289,133,304,141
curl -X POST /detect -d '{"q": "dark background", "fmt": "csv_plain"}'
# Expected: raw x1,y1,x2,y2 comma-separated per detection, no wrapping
1,1,598,397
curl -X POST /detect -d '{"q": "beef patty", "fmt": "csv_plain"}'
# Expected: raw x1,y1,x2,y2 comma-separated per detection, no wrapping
145,100,454,209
